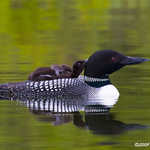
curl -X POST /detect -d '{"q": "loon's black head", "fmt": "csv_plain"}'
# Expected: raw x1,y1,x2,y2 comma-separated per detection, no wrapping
84,49,150,79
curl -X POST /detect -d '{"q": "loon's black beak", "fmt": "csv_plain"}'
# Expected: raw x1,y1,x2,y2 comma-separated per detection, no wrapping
120,56,150,65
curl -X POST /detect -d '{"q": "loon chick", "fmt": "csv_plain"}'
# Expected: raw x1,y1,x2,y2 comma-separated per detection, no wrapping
28,60,85,81
0,49,149,109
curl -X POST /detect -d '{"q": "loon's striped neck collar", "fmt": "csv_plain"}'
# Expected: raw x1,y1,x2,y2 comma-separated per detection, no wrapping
84,75,111,88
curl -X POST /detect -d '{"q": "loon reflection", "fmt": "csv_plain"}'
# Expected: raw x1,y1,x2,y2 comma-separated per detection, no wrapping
17,95,110,113
27,106,148,135
13,96,147,135
0,89,146,135
75,113,148,135
20,96,84,113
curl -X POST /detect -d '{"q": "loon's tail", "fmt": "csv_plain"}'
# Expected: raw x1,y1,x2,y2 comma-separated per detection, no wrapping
0,83,14,100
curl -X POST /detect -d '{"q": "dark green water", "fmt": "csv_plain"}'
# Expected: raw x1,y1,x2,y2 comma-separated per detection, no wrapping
0,0,150,149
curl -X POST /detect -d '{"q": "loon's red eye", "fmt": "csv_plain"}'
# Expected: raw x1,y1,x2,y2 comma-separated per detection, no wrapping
112,57,116,62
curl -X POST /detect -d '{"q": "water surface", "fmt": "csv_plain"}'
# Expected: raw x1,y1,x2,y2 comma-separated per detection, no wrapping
0,0,150,150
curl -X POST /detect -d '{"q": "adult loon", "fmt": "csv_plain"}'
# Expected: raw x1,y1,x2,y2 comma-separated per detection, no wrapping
0,50,149,109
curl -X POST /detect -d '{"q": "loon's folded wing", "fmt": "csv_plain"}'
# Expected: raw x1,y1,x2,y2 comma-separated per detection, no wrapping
24,78,88,97
0,77,88,99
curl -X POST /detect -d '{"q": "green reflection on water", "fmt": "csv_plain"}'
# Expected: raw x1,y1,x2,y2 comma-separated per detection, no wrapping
0,0,150,150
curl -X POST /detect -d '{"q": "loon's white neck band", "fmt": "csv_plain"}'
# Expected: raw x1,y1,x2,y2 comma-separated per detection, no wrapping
84,76,109,82
84,75,110,88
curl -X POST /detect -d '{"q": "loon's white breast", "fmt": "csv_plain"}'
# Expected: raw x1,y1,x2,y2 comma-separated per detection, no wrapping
85,84,120,108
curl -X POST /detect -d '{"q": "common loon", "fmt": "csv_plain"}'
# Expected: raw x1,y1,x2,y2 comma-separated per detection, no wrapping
0,50,149,109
